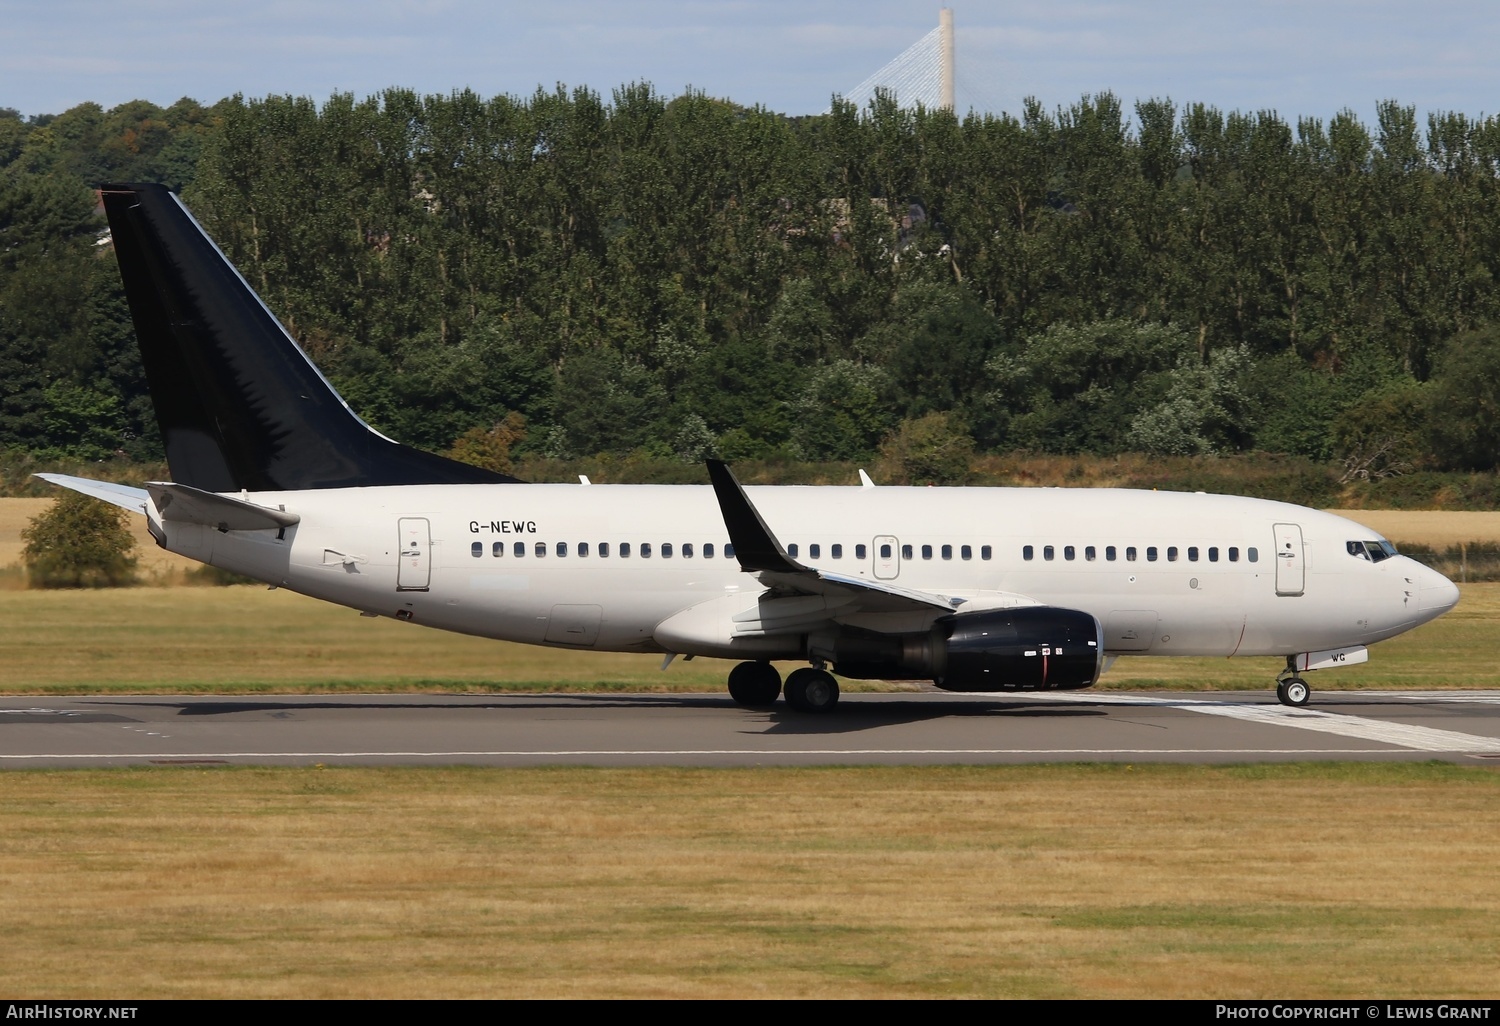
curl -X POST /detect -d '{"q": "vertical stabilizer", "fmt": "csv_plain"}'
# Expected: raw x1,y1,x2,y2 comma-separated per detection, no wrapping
100,183,517,491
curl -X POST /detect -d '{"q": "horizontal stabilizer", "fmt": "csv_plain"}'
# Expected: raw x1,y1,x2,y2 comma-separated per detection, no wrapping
145,482,300,531
35,474,149,514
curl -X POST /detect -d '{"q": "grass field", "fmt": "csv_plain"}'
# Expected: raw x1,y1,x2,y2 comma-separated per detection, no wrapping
1,581,1491,694
1,763,1497,999
4,499,1500,998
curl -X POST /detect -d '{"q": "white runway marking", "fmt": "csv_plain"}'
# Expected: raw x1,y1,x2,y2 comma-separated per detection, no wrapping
0,748,1426,761
1025,693,1500,753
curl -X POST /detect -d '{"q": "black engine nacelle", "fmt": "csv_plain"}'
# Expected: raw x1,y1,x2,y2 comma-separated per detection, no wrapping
830,606,1104,692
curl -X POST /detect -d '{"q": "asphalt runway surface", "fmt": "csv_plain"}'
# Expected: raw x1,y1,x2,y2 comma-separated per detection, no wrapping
4,689,1500,767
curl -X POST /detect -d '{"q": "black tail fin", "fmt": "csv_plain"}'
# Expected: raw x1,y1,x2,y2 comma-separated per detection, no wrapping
100,183,518,491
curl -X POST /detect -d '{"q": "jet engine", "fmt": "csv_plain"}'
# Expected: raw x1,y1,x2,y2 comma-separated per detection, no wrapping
826,606,1104,692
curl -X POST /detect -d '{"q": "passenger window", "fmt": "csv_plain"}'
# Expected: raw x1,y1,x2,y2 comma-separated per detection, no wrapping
620,542,631,557
1248,547,1258,563
471,542,482,558
1106,546,1117,561
535,541,546,558
1208,547,1219,562
787,543,798,558
1064,545,1075,561
809,543,821,559
1126,547,1137,561
1167,546,1178,562
1147,546,1158,562
1044,545,1055,561
557,542,568,557
682,543,693,558
921,544,933,560
856,544,867,559
1228,547,1239,562
1085,546,1096,561
1188,546,1199,561
599,542,609,557
579,542,589,557
493,541,504,557
1023,545,1034,561
902,544,913,560
641,543,652,558
941,544,952,560
961,545,971,560
832,544,843,559
980,545,991,560
725,544,735,558
514,541,525,558
703,543,713,558
661,543,672,558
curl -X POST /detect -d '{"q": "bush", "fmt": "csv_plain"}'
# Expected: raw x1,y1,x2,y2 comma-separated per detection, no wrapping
878,413,975,485
21,489,138,587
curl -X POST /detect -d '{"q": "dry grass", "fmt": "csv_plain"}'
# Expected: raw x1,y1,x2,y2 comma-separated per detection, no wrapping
0,764,1496,999
0,497,199,586
1340,509,1500,548
0,586,743,692
3,579,1493,695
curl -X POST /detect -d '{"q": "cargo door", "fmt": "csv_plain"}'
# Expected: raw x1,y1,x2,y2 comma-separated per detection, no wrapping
544,604,602,647
1104,610,1158,652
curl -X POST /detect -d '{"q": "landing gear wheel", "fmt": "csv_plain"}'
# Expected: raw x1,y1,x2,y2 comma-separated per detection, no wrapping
784,667,840,713
1276,677,1310,708
727,661,782,708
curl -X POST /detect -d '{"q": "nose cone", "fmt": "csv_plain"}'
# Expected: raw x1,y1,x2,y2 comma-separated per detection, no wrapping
1417,563,1461,619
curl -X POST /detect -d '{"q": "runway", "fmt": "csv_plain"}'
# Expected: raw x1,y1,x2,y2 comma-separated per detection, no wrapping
4,689,1500,767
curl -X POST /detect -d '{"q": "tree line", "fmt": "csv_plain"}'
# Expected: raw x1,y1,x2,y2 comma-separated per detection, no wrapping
6,87,1500,480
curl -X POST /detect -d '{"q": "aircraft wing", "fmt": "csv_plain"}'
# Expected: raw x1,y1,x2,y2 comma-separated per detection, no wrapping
707,460,973,616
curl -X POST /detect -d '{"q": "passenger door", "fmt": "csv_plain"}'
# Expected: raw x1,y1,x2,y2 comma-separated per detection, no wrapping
1273,523,1305,596
397,517,431,591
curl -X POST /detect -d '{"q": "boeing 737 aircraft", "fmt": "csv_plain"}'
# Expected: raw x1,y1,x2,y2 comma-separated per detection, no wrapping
40,184,1460,712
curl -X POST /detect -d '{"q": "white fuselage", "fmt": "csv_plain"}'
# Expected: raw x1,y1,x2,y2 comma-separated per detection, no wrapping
160,483,1458,663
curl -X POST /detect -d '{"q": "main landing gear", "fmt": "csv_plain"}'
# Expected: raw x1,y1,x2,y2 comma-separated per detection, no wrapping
1275,658,1311,708
726,661,841,713
727,660,782,708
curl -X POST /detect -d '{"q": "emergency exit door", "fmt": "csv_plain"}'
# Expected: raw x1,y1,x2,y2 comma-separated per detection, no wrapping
873,535,900,579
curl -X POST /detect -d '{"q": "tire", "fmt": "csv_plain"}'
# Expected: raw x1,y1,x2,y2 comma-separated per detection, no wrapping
784,667,839,713
1282,677,1310,707
727,661,781,707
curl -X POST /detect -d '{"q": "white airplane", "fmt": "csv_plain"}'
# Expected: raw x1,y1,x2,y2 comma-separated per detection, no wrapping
41,184,1460,712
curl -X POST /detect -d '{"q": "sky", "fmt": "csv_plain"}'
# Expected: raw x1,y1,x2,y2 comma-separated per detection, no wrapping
3,1,1499,127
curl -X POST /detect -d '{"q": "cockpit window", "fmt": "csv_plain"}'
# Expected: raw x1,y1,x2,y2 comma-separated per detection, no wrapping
1348,540,1398,563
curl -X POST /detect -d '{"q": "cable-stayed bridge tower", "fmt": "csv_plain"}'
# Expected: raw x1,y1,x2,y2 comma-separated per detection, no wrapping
839,8,958,113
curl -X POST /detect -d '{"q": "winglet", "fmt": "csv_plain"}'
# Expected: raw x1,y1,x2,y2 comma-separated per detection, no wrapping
705,460,802,573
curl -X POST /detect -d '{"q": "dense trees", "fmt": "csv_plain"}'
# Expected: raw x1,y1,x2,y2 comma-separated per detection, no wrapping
8,87,1500,474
